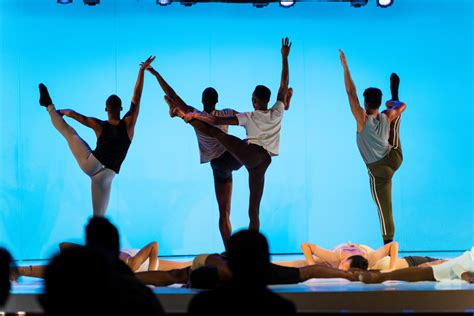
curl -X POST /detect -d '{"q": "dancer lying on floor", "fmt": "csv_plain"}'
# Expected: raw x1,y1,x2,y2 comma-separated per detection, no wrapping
360,247,474,283
38,56,155,217
301,241,400,271
12,241,191,279
136,252,360,288
150,38,293,236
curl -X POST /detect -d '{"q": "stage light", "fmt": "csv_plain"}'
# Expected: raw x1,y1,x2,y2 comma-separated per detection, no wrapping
253,2,269,8
57,0,73,4
350,0,367,7
157,0,173,5
377,0,394,8
280,0,295,8
83,0,99,5
181,1,195,6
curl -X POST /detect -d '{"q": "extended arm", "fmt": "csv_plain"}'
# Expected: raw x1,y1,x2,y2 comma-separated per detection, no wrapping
59,109,102,137
147,66,193,113
339,50,366,132
301,242,339,266
124,56,156,140
185,111,239,126
383,100,407,123
277,37,291,110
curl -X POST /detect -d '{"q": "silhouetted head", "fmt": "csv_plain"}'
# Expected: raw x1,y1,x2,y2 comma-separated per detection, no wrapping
227,230,270,285
41,247,113,315
363,88,382,111
202,87,218,112
339,255,369,271
252,85,271,111
85,217,120,258
106,94,123,113
0,248,13,307
189,265,219,289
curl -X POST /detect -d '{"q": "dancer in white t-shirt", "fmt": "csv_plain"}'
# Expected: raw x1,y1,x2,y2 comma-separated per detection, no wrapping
163,38,293,234
143,67,243,247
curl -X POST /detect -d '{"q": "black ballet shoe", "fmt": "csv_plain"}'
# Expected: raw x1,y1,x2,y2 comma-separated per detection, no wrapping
390,73,400,101
39,83,53,107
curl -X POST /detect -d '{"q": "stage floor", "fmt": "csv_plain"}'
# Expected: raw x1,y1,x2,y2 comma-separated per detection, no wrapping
5,277,474,314
5,253,474,314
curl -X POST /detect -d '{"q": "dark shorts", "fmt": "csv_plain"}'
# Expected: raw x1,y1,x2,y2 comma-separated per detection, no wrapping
267,264,301,285
404,256,440,267
210,151,243,183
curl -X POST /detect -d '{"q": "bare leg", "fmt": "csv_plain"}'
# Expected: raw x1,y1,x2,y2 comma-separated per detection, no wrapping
128,242,159,272
360,266,435,283
214,180,233,248
158,260,192,271
136,268,190,286
248,165,270,231
17,265,47,279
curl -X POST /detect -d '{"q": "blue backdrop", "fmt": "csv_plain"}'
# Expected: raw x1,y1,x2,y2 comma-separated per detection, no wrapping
0,0,472,260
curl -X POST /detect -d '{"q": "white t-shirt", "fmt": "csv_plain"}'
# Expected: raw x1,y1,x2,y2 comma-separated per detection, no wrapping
432,247,474,281
194,109,235,163
235,101,285,156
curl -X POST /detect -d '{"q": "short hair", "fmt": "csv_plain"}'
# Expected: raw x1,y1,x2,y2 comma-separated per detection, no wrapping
106,94,122,111
253,85,271,104
348,255,369,270
202,87,218,105
363,88,382,110
189,266,219,289
227,230,270,284
41,247,112,315
0,248,13,306
85,217,120,258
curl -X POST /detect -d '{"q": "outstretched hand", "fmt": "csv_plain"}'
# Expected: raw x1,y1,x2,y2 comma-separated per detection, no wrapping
281,37,292,58
339,49,348,68
140,55,156,71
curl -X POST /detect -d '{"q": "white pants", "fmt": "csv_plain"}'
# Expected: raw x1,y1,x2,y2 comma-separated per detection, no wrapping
47,105,116,217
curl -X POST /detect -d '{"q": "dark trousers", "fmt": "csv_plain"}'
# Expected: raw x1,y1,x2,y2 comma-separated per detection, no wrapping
367,147,403,242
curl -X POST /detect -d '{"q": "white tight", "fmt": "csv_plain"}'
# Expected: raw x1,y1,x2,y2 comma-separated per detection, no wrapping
47,105,115,217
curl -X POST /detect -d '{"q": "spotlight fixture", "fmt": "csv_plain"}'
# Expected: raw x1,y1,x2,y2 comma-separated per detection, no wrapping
83,0,100,5
181,1,195,6
280,0,294,8
57,0,73,4
377,0,394,8
350,0,367,7
253,1,268,8
157,0,173,5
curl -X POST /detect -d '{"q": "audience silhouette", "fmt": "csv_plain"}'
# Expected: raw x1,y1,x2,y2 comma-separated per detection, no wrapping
188,230,296,314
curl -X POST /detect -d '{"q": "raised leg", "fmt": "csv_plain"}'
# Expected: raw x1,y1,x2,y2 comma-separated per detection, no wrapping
388,73,402,149
128,242,159,272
